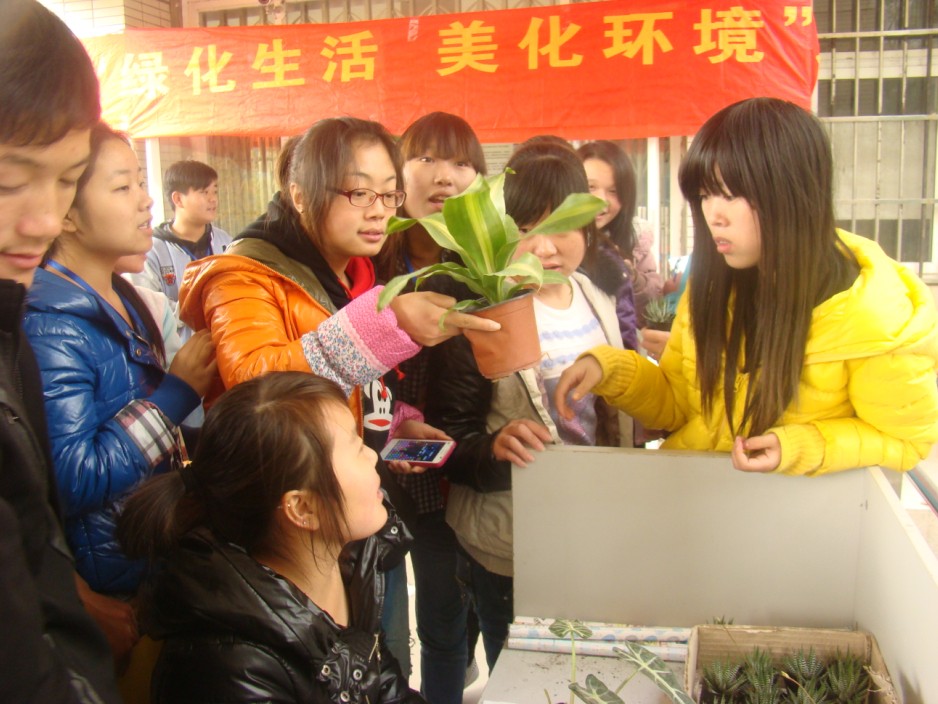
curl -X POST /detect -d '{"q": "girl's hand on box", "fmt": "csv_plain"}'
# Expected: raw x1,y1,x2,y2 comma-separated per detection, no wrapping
493,419,551,468
732,434,781,473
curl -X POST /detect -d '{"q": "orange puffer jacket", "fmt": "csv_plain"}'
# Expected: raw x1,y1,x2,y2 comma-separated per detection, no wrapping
178,237,419,421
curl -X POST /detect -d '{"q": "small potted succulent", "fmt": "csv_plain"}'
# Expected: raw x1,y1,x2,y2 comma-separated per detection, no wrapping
376,170,605,379
643,296,677,333
686,626,894,704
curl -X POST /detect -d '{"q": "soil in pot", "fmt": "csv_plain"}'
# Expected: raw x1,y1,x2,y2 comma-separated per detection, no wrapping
644,318,675,333
463,291,541,380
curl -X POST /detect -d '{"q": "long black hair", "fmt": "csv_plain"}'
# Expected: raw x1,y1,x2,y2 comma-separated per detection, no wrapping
678,97,858,435
576,140,638,259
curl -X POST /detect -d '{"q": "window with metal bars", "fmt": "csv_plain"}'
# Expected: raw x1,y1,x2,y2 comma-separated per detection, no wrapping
815,0,938,275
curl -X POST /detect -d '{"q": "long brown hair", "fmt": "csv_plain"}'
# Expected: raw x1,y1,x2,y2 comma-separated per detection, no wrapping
678,98,858,436
576,140,638,259
118,372,350,562
0,0,100,146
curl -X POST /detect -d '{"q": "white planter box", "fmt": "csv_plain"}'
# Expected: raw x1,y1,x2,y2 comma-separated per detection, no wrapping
478,447,938,703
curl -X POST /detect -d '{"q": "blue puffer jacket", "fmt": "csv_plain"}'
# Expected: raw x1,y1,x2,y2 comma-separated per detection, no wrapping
24,269,199,594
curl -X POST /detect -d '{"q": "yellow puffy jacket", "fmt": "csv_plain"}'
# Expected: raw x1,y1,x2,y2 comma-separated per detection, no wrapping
590,231,938,475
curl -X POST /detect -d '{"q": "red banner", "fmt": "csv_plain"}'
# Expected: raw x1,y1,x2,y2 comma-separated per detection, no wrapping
83,0,818,141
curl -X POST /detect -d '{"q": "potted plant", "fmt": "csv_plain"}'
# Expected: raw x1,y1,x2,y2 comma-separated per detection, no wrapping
643,295,677,332
376,170,605,379
686,626,895,704
696,646,871,704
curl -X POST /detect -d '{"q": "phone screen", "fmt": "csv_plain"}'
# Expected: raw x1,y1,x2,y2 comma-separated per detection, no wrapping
383,440,449,463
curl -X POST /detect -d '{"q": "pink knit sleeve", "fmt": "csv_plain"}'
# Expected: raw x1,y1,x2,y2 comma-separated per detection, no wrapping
300,287,420,395
390,401,424,438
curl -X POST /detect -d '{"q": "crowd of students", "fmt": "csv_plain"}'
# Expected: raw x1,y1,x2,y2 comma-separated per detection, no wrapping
3,1,938,703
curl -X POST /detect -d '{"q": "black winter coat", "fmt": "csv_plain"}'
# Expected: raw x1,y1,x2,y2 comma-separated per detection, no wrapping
424,333,510,493
145,516,425,704
0,281,119,704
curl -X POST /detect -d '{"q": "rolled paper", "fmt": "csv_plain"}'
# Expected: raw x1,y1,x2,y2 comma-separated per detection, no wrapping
510,616,691,645
505,636,689,663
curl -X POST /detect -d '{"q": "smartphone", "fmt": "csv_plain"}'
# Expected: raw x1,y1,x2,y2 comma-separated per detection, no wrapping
380,438,457,467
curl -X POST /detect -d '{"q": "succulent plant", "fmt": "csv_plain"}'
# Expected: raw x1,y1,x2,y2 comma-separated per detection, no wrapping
701,658,745,704
782,648,825,686
744,649,782,704
782,680,831,704
643,296,677,331
824,652,869,704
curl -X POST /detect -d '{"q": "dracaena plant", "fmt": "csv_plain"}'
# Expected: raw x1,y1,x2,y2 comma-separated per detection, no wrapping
375,170,605,312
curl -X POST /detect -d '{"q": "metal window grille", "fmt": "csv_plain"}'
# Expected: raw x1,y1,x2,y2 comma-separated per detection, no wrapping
815,0,938,276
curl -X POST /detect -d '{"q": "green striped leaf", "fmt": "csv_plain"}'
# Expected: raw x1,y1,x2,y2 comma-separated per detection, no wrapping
376,261,474,310
380,169,594,311
441,175,507,274
418,213,470,261
570,674,625,704
387,216,417,235
527,193,606,236
613,644,695,704
549,619,594,641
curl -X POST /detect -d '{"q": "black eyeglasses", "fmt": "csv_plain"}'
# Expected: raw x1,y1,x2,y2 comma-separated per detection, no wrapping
332,188,406,209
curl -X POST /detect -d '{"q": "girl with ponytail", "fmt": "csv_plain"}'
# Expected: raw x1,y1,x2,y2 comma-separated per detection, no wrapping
118,372,423,703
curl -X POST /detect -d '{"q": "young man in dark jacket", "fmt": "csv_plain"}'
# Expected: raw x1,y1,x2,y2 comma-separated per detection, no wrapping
0,1,121,701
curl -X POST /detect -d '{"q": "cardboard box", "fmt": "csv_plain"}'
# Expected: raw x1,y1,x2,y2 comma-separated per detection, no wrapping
685,625,898,704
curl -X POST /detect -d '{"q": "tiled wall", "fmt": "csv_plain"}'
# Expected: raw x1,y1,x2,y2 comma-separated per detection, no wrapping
123,0,171,28
40,0,171,34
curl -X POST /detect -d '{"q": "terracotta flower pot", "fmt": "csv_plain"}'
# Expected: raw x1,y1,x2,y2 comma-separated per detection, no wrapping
463,291,541,380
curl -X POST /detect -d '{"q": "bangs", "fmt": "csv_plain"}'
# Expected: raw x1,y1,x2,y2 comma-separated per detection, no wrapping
505,154,589,227
678,135,746,202
3,105,97,148
400,112,486,173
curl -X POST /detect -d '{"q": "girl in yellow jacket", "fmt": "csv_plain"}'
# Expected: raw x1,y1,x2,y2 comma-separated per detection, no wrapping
556,97,938,476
